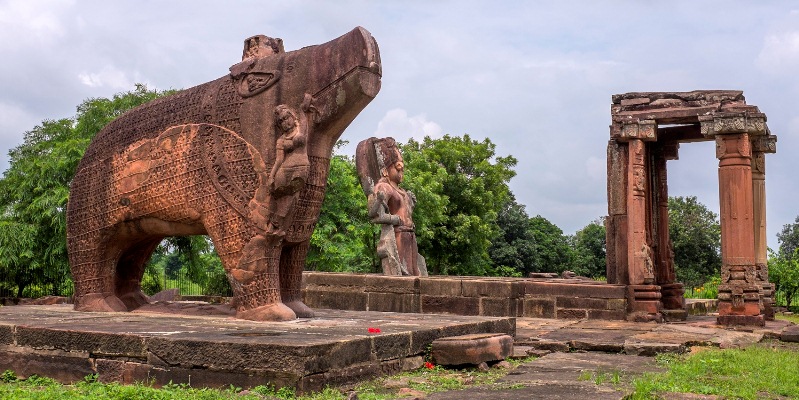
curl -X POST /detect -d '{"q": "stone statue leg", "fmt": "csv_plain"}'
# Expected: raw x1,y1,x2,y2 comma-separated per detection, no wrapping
114,236,161,310
280,240,314,318
70,231,128,313
204,208,295,321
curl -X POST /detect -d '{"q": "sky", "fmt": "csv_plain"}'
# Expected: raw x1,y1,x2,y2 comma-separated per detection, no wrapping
0,0,798,245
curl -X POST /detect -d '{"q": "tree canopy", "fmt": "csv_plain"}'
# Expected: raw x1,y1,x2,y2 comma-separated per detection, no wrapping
668,196,721,289
401,134,517,276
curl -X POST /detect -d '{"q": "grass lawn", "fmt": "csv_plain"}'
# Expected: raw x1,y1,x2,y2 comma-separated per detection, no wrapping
629,341,799,399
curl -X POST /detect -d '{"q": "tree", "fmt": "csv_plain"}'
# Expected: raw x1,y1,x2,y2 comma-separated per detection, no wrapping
401,135,517,276
307,143,377,272
489,199,537,275
769,248,799,309
527,215,575,274
0,85,173,297
668,196,721,289
570,218,606,278
777,216,799,261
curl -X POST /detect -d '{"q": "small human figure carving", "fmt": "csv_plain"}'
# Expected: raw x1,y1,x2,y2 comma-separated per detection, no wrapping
640,243,655,284
356,137,427,276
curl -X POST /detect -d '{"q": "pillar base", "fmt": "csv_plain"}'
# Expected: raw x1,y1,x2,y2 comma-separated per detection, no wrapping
762,283,775,321
627,284,662,322
660,283,686,310
717,314,765,327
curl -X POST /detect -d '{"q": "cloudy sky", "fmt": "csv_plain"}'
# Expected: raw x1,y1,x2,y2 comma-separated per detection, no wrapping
1,1,798,244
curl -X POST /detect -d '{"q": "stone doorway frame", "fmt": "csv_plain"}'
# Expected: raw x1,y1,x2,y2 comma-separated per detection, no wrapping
605,91,776,326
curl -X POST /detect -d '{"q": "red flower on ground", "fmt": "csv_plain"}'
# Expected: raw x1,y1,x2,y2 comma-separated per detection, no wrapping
368,327,381,333
424,362,434,369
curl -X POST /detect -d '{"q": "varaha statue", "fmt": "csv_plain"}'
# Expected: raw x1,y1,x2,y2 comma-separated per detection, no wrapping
66,27,382,321
355,137,427,276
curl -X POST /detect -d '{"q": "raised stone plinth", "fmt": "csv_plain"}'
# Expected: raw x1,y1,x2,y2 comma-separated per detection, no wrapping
0,304,513,392
431,333,513,366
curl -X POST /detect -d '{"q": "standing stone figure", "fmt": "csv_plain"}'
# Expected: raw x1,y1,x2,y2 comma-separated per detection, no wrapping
66,27,381,321
356,137,428,276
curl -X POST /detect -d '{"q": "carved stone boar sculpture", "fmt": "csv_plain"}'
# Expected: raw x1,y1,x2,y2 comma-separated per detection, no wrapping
66,27,381,321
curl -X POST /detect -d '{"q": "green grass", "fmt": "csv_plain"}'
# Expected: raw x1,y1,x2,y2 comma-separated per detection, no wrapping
0,361,520,400
628,341,799,399
776,312,799,324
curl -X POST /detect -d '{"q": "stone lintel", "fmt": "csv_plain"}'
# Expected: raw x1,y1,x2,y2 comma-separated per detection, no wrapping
612,90,744,106
612,105,720,126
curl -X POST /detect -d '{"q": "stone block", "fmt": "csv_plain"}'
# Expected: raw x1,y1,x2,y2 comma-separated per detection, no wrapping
0,348,94,383
420,295,479,315
462,279,522,298
556,296,609,310
300,359,405,393
16,327,146,358
302,288,367,311
302,272,370,288
717,314,765,327
780,325,799,343
607,298,627,310
419,277,462,296
146,337,313,374
367,292,419,313
363,274,419,294
431,333,513,366
479,297,518,317
587,309,626,320
371,333,412,361
0,325,12,345
557,309,588,319
522,298,555,318
524,281,626,299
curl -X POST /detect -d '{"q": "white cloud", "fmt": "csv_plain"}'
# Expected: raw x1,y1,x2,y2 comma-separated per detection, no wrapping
0,0,72,50
77,66,138,90
374,108,443,142
756,10,799,76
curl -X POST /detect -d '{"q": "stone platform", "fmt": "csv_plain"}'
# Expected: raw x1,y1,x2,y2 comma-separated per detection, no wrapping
0,304,513,392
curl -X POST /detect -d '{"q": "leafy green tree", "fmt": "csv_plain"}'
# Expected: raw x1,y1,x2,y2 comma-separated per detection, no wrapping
668,196,721,289
489,199,537,275
570,218,606,278
527,215,574,274
769,248,799,309
0,85,172,297
307,144,377,272
401,135,516,276
777,216,799,261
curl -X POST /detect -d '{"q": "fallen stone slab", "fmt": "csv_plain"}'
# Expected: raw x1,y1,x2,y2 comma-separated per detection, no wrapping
539,328,633,353
781,325,799,343
432,333,513,366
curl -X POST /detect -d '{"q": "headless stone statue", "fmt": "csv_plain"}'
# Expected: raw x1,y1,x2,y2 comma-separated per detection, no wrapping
356,137,428,276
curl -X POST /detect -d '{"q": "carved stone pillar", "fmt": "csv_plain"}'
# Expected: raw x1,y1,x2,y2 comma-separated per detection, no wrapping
606,139,628,285
654,143,685,320
626,139,660,320
752,134,777,320
715,132,763,326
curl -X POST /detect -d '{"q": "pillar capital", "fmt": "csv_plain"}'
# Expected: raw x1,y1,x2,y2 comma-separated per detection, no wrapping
715,133,751,164
751,134,777,154
613,120,657,142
